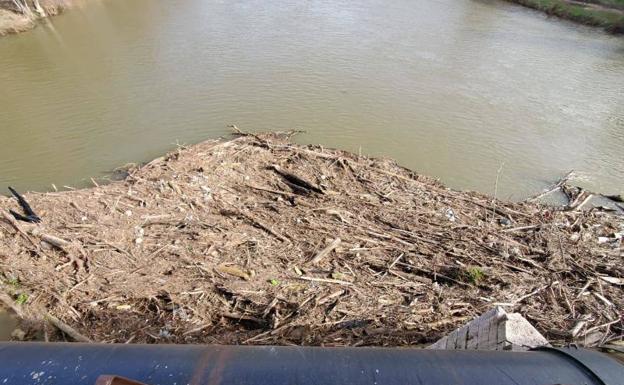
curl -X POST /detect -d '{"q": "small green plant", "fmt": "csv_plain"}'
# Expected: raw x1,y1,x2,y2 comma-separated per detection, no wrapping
467,267,485,285
7,278,20,287
15,293,28,305
269,279,280,286
331,272,344,280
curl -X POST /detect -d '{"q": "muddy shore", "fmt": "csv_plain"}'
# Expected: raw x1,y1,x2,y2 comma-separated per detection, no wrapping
0,132,622,346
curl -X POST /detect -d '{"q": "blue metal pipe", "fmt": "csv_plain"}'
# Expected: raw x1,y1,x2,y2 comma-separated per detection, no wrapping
0,343,622,385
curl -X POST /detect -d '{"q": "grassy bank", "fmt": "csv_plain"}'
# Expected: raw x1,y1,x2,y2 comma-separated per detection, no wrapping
509,0,624,33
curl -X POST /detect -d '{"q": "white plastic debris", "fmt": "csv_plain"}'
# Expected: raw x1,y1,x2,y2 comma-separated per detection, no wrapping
445,208,457,222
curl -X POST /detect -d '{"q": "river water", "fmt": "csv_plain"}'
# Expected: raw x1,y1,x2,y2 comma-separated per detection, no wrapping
0,310,16,340
0,0,623,199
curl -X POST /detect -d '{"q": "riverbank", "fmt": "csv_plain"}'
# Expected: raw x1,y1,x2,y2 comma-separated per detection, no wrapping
508,0,624,33
0,0,74,36
0,9,33,35
1,132,622,346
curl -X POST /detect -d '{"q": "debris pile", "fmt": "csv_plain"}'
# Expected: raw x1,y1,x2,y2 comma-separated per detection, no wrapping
0,132,622,346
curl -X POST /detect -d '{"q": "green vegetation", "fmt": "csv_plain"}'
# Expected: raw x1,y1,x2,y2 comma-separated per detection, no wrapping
466,267,486,285
15,293,28,305
2,275,28,305
510,0,624,33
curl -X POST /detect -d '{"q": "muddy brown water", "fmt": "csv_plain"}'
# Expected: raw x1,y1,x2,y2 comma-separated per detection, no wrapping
0,310,16,341
1,0,623,200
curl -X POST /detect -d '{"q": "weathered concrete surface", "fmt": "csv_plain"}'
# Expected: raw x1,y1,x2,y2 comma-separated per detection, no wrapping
428,306,550,351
